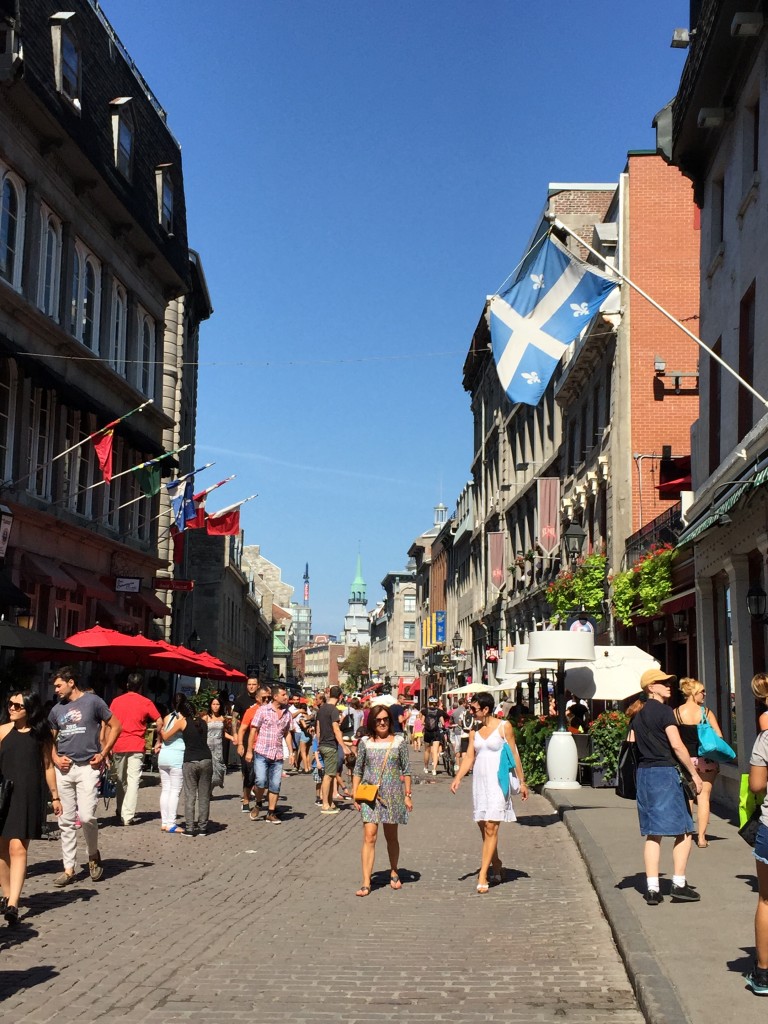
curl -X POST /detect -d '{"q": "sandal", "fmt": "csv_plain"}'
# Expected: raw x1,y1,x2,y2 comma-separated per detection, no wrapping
696,837,709,848
390,872,402,890
356,885,371,897
477,882,490,894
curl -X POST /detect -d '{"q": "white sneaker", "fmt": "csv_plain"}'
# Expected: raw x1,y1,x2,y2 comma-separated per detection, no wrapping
423,767,429,774
431,769,437,776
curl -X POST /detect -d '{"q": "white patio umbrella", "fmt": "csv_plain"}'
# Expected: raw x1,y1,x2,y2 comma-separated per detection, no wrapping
444,681,493,696
565,646,658,702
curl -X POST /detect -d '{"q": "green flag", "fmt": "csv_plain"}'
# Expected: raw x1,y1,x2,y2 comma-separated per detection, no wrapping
133,463,162,497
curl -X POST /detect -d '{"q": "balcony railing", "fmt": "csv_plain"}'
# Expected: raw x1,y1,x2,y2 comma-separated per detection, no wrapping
625,501,683,568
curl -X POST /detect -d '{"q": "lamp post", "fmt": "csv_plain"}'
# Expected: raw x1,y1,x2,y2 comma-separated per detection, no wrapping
526,631,595,789
747,584,768,623
188,629,202,653
564,521,587,567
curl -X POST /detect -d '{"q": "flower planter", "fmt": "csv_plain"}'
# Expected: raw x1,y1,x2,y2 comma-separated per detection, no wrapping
578,764,617,788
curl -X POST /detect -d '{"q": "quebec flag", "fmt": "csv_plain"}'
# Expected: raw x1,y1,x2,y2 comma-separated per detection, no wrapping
489,234,617,406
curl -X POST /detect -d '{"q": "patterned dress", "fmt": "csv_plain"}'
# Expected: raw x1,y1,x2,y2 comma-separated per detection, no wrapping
354,735,410,825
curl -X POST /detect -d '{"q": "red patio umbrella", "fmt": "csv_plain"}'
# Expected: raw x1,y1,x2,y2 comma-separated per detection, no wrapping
65,625,165,666
194,651,246,681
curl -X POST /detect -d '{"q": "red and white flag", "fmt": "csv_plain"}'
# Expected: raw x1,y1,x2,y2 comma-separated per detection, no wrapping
206,507,241,536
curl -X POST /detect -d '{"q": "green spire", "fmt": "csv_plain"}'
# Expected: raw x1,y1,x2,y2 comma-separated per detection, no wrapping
349,553,366,603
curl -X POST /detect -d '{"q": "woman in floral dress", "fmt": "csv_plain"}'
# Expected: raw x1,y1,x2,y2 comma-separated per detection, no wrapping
352,703,412,896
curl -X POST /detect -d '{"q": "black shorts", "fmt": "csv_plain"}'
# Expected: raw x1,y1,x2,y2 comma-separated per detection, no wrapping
424,731,441,745
240,754,254,788
459,737,469,754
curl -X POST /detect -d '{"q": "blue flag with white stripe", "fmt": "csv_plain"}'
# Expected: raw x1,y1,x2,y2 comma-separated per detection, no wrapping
489,234,617,406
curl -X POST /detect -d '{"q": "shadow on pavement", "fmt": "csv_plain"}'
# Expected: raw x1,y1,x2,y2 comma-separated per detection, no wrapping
727,948,755,976
23,887,99,918
370,868,421,888
0,964,57,999
518,812,561,827
616,871,649,895
736,873,759,893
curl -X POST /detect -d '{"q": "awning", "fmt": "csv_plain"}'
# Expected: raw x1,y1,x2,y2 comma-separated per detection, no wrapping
62,566,114,601
677,480,752,546
408,680,421,696
131,592,171,618
22,554,77,591
95,600,133,629
661,590,696,615
0,572,30,608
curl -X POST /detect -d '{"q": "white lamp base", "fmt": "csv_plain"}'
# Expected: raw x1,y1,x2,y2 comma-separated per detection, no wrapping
543,731,581,790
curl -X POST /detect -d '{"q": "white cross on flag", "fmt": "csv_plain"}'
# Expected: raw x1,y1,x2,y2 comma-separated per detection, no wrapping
489,234,617,406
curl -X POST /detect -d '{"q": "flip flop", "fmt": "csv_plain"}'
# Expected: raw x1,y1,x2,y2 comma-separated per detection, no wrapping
696,838,709,848
390,872,402,890
477,883,490,894
356,885,371,897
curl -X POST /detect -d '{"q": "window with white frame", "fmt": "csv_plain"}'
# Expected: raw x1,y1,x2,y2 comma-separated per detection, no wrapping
155,165,173,232
68,240,101,350
110,98,134,179
0,166,26,290
403,621,416,641
403,594,416,613
0,359,17,482
27,386,54,499
38,204,62,319
403,650,415,673
109,279,127,374
138,310,156,398
51,15,81,111
62,408,93,517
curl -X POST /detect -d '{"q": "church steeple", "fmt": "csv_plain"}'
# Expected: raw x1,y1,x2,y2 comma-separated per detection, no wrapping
349,553,367,605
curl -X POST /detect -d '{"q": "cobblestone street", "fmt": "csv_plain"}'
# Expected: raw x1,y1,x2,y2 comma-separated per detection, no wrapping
0,754,643,1023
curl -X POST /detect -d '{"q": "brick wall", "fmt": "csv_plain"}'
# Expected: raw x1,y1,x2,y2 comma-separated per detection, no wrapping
627,154,700,532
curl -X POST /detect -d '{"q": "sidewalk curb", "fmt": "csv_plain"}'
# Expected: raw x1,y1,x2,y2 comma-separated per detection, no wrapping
545,790,690,1024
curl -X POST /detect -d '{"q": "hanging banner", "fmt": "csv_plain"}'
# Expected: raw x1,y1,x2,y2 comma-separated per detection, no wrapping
488,531,505,591
434,610,446,644
537,477,561,556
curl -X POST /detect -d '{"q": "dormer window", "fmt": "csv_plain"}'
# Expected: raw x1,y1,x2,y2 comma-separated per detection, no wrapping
51,13,81,111
110,98,134,179
155,165,173,232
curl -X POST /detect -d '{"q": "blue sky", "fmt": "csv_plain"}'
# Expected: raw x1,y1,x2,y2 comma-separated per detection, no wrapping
104,0,689,633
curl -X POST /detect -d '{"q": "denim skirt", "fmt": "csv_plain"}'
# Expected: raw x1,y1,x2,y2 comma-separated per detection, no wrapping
636,766,694,837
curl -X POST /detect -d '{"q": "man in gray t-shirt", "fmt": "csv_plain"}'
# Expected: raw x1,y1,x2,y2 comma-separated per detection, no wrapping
48,668,121,887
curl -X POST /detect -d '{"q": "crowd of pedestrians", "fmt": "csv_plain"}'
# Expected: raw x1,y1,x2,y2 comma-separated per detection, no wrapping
5,662,768,1002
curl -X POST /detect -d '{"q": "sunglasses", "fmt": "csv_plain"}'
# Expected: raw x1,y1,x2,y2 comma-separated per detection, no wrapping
8,701,24,711
374,717,390,724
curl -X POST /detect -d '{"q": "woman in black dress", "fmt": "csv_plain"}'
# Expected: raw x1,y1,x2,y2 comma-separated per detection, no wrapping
0,691,61,924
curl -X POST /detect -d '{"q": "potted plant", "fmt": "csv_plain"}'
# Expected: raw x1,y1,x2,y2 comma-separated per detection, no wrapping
583,710,629,787
610,543,676,627
546,553,607,624
513,715,557,788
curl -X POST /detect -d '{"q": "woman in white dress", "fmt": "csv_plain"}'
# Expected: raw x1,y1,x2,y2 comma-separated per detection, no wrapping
451,692,528,892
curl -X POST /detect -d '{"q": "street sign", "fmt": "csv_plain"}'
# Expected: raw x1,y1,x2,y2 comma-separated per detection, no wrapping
153,577,194,591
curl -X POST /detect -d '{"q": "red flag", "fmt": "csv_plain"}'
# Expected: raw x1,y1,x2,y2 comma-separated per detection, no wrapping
170,525,185,564
206,508,240,536
92,429,114,483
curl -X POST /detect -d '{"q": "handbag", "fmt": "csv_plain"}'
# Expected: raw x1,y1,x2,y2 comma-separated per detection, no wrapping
677,764,697,802
0,775,13,833
697,707,736,763
739,806,762,847
615,736,638,800
354,738,394,804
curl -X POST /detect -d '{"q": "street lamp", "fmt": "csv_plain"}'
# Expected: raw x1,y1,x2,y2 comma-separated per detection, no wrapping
564,521,587,565
188,629,202,653
452,630,462,652
747,584,768,623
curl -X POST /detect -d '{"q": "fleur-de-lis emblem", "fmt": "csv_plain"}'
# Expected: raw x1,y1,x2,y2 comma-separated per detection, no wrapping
530,273,544,290
570,302,590,317
522,371,541,385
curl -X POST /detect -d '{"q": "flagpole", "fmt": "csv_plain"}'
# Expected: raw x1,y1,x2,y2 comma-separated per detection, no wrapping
208,494,258,517
81,444,190,497
549,216,768,411
4,399,155,489
166,462,215,490
150,470,231,525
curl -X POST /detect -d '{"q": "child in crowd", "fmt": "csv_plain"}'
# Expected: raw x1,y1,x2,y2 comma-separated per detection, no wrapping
413,712,424,751
311,736,324,805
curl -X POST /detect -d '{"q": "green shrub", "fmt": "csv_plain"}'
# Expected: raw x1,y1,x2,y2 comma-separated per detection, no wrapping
514,715,557,787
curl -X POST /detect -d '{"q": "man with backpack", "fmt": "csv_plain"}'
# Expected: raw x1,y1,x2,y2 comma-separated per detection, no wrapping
422,697,446,776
